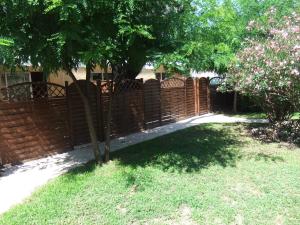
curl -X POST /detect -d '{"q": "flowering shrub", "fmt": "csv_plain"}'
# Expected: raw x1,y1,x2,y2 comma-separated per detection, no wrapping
222,8,300,122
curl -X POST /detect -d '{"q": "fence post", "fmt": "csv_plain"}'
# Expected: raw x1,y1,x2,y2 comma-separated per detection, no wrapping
159,80,162,126
65,81,74,149
141,79,147,130
96,80,104,142
199,78,203,115
0,142,4,168
207,78,211,112
194,78,199,115
184,79,188,118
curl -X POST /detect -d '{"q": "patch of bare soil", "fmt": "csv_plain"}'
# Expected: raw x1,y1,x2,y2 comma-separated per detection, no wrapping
131,205,198,225
249,120,300,147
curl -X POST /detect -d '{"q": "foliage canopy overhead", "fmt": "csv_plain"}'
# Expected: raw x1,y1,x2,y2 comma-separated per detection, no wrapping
0,0,194,78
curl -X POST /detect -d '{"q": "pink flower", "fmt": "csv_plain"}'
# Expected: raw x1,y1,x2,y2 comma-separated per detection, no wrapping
291,69,299,76
293,45,300,51
282,31,289,39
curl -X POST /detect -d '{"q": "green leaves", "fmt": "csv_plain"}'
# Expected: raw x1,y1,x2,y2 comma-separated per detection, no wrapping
158,0,299,75
0,37,16,68
0,37,13,46
44,0,62,13
0,0,197,78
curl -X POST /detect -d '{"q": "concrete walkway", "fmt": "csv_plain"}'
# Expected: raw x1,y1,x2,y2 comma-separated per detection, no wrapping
0,114,268,214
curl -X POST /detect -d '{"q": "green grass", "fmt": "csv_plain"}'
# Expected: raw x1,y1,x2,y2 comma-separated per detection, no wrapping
1,124,300,225
228,112,300,120
227,112,268,119
292,112,300,120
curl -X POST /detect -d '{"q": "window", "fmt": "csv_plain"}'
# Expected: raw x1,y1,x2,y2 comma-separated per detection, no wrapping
155,73,161,80
155,73,166,81
0,72,31,100
0,72,30,89
91,72,112,81
102,73,110,81
91,73,102,81
209,77,222,86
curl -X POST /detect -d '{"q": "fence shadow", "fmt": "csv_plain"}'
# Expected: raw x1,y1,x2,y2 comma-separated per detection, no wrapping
111,123,286,173
111,124,243,173
61,124,285,180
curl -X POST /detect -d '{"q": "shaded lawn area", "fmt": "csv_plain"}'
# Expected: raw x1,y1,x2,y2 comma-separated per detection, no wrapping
1,124,300,225
292,112,300,120
227,112,300,120
226,112,268,119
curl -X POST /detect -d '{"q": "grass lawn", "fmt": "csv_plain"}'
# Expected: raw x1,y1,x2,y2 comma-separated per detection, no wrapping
1,124,300,225
227,112,300,120
292,112,300,120
226,112,268,119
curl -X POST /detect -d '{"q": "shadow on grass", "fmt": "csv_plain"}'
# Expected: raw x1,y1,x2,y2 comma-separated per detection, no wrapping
223,111,268,119
252,153,284,162
110,124,283,173
67,124,285,177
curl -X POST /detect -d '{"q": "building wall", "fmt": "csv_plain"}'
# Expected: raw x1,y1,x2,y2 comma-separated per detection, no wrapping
50,65,166,85
136,65,167,81
136,68,156,80
47,69,87,85
1,65,167,87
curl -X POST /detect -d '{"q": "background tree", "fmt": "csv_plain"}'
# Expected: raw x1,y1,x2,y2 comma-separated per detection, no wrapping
156,0,299,75
107,0,195,79
0,0,112,163
221,9,300,122
159,0,300,112
0,0,195,162
0,38,15,70
93,0,195,161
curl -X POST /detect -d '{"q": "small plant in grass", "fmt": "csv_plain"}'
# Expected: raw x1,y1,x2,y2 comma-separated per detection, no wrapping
221,8,300,122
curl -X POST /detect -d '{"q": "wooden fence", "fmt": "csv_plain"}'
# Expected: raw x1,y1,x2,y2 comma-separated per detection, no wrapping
0,82,71,165
0,77,210,165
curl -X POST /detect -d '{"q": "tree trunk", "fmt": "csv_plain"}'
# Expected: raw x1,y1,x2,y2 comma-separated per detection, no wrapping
66,68,102,164
104,65,113,162
233,91,238,113
0,153,3,169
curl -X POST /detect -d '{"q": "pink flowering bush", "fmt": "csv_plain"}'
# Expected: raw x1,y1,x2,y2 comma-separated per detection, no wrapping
223,8,300,122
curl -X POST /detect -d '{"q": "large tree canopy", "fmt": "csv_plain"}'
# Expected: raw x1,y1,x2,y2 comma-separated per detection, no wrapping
0,0,195,78
0,0,196,162
1,0,299,77
156,0,300,75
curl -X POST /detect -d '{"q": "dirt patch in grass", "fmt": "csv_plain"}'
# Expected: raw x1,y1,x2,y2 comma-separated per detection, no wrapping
177,205,197,225
247,121,300,147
